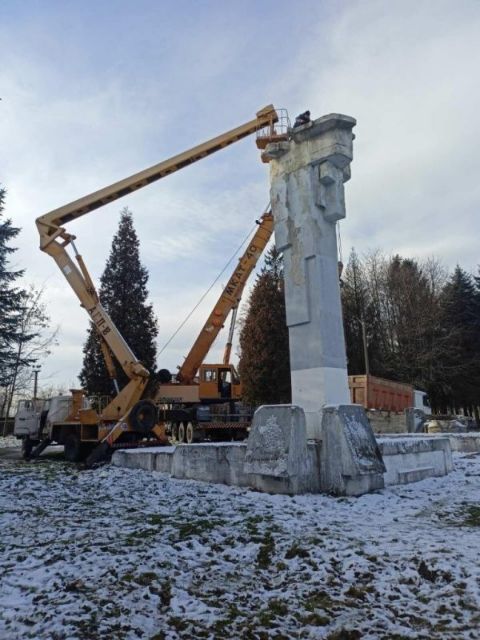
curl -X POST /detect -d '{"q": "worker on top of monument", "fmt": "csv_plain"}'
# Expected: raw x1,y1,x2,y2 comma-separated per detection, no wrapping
293,110,311,128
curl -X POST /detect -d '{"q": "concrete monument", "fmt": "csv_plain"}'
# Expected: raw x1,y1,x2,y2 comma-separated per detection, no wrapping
255,113,386,495
264,114,355,437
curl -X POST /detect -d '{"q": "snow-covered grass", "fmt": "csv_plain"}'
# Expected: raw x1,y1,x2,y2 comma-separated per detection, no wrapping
1,453,479,639
0,435,20,448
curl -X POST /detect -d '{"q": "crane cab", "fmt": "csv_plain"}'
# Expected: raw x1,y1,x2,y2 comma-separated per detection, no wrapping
198,364,242,402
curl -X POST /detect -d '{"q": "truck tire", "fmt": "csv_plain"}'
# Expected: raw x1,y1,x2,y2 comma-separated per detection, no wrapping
64,433,84,462
177,422,186,443
21,437,34,460
186,422,195,444
129,400,157,434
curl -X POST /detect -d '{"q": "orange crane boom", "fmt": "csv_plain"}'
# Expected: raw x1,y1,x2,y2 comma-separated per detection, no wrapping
176,210,274,384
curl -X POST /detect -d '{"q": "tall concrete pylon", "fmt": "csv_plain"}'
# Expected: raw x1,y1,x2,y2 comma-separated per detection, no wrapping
264,114,356,439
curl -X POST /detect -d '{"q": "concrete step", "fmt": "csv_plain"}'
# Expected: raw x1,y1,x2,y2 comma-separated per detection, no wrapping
397,466,435,484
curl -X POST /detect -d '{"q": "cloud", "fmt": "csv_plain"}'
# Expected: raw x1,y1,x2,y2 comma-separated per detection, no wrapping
1,0,479,389
278,0,480,270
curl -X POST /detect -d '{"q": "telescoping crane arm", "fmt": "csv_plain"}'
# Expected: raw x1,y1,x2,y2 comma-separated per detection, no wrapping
36,105,277,236
35,106,279,421
176,209,274,385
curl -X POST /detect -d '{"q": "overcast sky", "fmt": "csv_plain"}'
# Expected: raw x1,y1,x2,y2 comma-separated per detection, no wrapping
1,0,480,391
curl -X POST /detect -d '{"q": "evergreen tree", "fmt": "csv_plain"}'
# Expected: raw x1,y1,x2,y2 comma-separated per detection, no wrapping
239,246,291,406
341,248,374,375
440,266,480,415
79,208,158,394
0,186,26,387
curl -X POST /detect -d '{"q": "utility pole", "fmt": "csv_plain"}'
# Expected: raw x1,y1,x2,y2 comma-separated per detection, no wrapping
33,365,41,400
360,318,370,376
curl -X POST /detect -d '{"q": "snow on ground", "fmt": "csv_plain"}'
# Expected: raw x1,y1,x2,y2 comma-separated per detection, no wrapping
0,449,479,640
0,436,20,448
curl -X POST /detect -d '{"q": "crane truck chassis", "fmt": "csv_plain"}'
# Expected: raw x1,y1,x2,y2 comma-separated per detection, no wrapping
21,105,286,463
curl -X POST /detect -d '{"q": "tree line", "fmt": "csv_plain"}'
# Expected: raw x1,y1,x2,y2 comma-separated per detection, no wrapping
238,247,480,421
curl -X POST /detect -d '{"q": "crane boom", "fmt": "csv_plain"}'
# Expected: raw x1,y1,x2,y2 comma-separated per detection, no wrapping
35,106,279,422
36,105,277,242
176,210,274,384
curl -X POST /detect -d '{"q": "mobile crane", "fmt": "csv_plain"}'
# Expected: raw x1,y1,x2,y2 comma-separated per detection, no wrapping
159,208,274,443
26,105,283,462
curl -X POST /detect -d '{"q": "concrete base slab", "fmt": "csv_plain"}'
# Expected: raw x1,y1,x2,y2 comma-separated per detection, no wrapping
112,433,453,494
378,436,453,486
379,432,480,454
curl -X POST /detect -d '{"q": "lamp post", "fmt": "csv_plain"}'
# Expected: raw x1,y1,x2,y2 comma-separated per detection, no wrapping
32,365,41,400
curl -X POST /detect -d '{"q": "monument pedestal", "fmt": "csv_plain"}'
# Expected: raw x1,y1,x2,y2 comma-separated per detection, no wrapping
244,405,312,495
243,403,385,496
319,404,385,495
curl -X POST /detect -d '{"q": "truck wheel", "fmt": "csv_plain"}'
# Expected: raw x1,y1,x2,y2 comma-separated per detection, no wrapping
64,434,84,462
21,437,33,460
186,422,195,444
171,423,178,443
129,400,157,434
177,422,186,443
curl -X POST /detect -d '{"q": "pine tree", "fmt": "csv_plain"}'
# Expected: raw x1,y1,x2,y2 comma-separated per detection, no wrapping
440,266,480,415
341,249,369,374
79,208,158,394
0,186,26,387
239,246,291,406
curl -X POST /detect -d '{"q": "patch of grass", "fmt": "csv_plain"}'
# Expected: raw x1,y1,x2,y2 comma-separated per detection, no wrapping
344,585,369,601
326,629,361,640
257,599,288,626
285,542,310,560
256,533,275,569
135,572,157,586
167,617,189,633
304,590,334,612
418,559,438,582
297,612,330,626
158,580,172,607
462,505,480,526
176,518,225,540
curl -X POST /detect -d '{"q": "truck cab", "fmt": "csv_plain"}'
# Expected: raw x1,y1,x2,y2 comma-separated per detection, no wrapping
14,399,47,439
414,390,431,413
14,393,87,459
198,364,242,402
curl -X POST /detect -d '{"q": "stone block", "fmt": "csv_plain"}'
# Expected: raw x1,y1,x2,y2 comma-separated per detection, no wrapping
378,436,453,485
111,449,155,471
448,433,480,453
244,405,311,494
154,450,174,474
320,405,385,496
171,443,250,487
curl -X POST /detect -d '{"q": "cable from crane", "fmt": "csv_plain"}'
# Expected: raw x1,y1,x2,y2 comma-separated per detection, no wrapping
157,219,263,358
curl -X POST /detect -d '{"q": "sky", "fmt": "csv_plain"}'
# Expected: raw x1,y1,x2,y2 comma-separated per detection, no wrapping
1,0,480,391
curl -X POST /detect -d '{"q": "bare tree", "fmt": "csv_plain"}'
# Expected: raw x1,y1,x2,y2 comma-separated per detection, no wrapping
1,285,58,430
